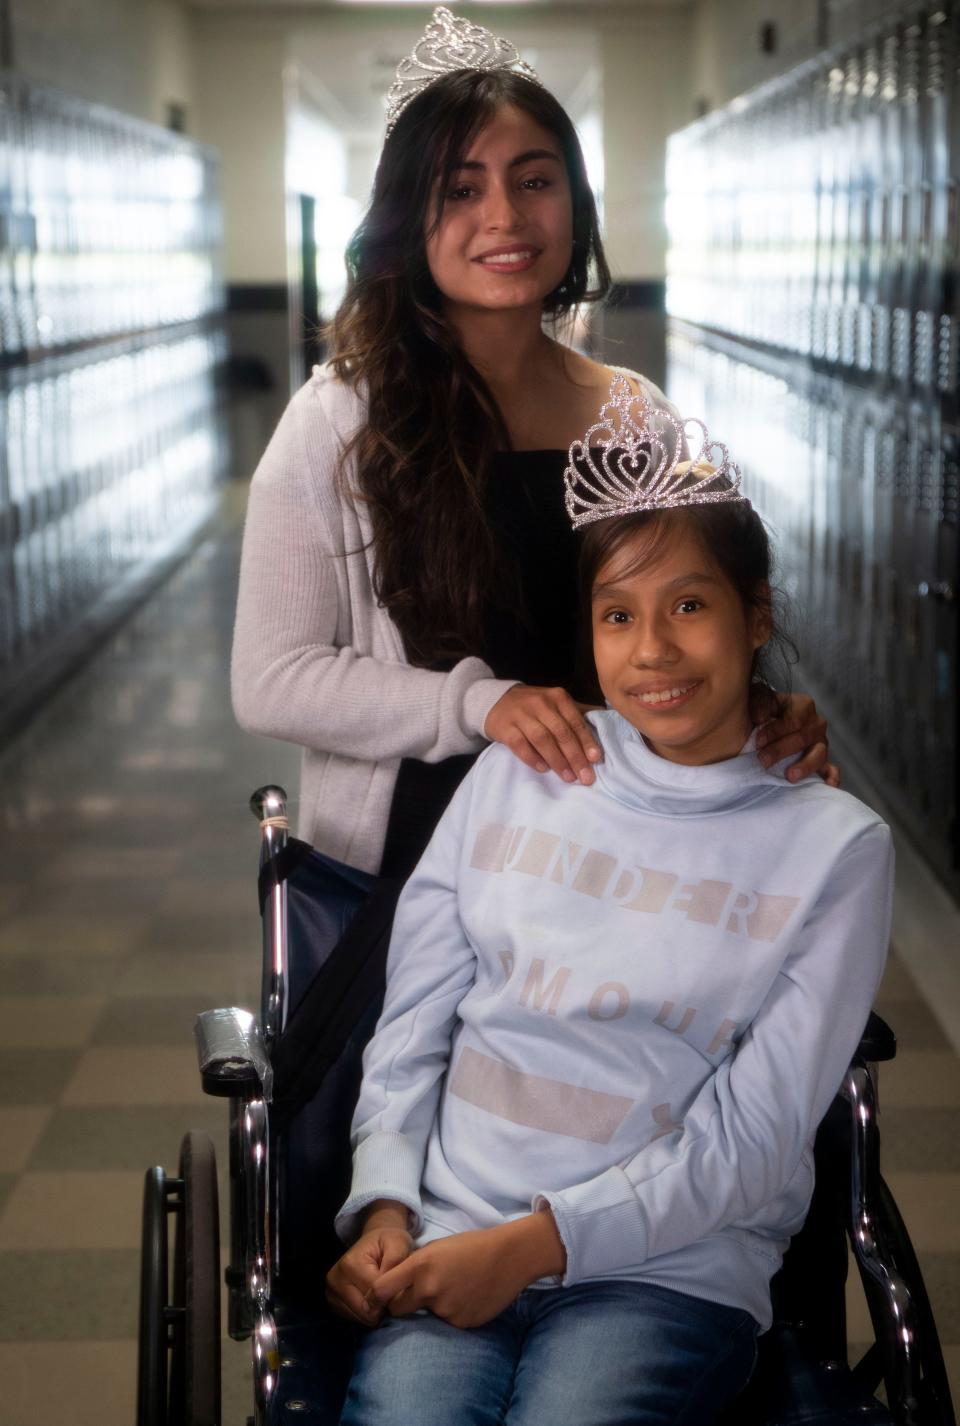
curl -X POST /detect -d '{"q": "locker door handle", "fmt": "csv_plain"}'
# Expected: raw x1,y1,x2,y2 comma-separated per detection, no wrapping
917,581,955,604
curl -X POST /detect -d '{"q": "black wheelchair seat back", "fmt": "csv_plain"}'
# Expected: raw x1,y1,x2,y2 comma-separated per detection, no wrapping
267,841,396,1306
260,840,373,1012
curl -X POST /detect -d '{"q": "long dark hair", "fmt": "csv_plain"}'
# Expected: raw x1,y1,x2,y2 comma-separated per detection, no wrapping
328,70,611,668
576,503,798,702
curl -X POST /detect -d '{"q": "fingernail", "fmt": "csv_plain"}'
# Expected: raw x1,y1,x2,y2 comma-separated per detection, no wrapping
579,769,595,786
561,770,575,783
587,747,602,762
758,752,773,767
536,761,548,773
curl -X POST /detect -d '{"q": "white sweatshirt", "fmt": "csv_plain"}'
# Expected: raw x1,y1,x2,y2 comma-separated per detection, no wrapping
335,710,893,1328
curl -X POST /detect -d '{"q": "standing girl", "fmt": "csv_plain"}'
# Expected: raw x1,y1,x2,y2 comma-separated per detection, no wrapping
231,7,834,896
325,376,893,1426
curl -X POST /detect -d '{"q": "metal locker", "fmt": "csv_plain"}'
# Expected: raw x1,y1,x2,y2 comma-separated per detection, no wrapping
0,82,16,356
666,0,960,888
0,74,227,719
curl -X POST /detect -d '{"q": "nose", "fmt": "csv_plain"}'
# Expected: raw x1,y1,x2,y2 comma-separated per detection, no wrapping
482,178,524,232
627,614,679,668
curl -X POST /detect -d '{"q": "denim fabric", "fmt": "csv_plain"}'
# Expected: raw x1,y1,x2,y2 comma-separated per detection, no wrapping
338,1280,758,1426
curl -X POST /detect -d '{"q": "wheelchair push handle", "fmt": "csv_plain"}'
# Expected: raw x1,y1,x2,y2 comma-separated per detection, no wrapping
250,785,289,830
251,786,290,1049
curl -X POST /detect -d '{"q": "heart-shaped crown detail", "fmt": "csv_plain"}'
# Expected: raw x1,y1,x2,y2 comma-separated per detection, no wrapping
564,374,747,530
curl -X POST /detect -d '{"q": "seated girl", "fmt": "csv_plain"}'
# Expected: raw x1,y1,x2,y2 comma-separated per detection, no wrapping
326,376,893,1426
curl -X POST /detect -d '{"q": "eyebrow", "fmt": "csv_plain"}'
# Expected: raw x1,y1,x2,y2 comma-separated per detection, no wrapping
451,148,563,172
592,572,721,601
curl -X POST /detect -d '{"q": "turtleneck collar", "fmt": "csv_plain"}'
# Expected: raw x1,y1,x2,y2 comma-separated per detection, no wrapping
589,709,799,818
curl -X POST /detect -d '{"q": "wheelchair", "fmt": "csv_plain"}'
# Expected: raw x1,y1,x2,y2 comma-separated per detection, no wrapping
137,785,957,1426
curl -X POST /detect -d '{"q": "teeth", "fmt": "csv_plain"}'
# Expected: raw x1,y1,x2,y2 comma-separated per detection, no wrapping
481,251,535,264
637,683,696,706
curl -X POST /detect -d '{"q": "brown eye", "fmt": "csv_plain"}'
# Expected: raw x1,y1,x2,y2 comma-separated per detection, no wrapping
676,599,703,615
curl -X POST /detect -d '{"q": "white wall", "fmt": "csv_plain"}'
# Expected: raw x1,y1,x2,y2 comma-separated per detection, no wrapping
596,8,691,281
190,13,288,284
689,0,821,113
11,0,195,128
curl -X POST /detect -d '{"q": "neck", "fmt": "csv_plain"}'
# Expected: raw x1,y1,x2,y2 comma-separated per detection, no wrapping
646,711,755,768
446,303,555,387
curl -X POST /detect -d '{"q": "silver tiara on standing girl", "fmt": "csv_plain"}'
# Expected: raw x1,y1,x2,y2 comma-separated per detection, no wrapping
385,6,542,135
564,374,748,530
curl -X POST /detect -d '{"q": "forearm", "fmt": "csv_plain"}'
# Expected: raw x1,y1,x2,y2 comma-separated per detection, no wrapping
233,631,512,763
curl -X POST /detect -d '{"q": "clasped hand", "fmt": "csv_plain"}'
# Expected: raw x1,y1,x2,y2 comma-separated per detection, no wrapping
326,1213,566,1332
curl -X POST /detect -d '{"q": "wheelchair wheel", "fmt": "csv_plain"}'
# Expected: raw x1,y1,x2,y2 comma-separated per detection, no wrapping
138,1166,172,1426
852,1174,956,1426
170,1132,222,1426
137,1134,221,1426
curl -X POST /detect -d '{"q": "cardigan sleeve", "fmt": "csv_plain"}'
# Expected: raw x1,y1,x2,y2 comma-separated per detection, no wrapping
231,379,517,763
535,822,894,1283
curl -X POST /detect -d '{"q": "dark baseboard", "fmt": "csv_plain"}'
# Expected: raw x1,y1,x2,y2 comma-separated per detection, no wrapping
227,283,289,313
608,280,666,311
226,282,664,315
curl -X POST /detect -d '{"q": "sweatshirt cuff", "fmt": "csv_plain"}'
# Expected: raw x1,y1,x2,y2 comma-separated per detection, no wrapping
334,1131,424,1243
534,1166,649,1285
462,676,521,741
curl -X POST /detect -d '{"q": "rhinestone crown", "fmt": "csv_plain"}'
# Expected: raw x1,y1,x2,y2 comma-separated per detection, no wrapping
564,374,747,530
385,6,542,135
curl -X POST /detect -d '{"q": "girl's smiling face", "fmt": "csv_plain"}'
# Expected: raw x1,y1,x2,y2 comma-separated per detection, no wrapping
591,520,770,766
425,104,574,317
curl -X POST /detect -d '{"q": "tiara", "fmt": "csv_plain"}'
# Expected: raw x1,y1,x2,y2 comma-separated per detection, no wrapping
564,374,747,530
385,6,542,135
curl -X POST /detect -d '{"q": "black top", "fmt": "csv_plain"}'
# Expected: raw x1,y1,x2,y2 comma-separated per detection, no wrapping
481,449,582,690
379,450,583,877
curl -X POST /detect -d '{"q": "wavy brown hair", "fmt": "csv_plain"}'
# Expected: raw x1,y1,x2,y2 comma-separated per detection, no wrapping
327,70,611,668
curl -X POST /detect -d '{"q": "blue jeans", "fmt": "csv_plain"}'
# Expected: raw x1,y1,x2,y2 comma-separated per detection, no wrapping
338,1281,758,1426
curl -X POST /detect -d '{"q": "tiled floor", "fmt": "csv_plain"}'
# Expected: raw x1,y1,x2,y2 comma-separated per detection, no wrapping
0,490,299,1424
0,487,957,1424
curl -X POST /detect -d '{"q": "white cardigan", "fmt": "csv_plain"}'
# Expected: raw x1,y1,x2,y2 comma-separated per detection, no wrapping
231,362,677,873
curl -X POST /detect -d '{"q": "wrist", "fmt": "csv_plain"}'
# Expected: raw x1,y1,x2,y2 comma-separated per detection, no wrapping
501,1209,566,1281
361,1199,412,1235
477,679,523,739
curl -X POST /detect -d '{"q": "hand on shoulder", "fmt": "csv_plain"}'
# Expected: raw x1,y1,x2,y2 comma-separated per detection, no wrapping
484,684,603,785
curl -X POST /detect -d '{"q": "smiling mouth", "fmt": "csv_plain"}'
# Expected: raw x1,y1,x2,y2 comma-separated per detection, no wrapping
630,681,702,709
475,248,541,268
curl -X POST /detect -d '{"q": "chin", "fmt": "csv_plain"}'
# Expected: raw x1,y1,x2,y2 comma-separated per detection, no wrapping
474,285,551,311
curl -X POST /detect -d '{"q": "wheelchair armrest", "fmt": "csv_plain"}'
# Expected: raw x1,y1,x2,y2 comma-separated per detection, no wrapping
194,1008,273,1101
857,1010,896,1064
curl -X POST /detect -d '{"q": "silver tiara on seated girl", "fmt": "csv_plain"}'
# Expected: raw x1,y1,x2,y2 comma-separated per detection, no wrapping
564,374,747,530
385,6,542,135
